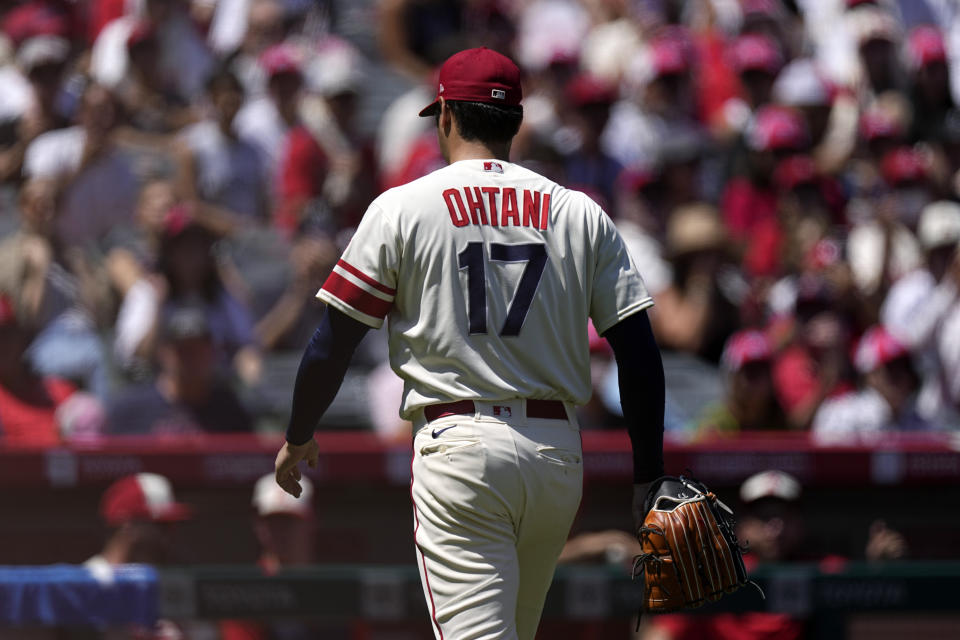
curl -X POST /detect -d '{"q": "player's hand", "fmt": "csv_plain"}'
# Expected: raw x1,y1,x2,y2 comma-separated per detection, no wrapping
865,519,908,562
632,481,654,535
275,438,320,497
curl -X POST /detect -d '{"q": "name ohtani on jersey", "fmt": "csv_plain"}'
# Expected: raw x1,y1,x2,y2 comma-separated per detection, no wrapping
443,187,551,230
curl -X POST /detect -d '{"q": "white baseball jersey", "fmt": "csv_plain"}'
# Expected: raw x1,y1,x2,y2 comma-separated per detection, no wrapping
317,158,653,419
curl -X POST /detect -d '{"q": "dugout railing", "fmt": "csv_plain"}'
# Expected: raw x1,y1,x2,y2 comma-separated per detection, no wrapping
2,562,959,639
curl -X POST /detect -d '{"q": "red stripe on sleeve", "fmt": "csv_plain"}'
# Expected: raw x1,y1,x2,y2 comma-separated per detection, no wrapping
322,271,393,319
336,260,396,296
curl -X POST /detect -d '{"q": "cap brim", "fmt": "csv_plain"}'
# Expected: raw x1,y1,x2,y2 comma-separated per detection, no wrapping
418,99,440,117
154,503,192,523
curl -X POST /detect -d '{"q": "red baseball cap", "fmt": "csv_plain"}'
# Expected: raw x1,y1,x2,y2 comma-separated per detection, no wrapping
100,473,192,527
565,74,618,107
747,105,809,152
854,325,909,374
881,147,927,185
260,44,301,78
419,47,522,117
730,34,783,75
650,35,689,77
721,330,773,371
126,22,156,50
906,25,947,70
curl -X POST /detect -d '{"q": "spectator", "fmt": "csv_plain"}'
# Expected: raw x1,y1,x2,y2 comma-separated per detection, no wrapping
377,0,465,84
155,215,261,381
772,57,859,175
772,274,855,429
251,472,315,573
694,329,787,438
115,22,194,134
604,33,703,178
851,6,903,101
87,472,191,570
90,0,213,102
0,175,114,399
301,37,378,230
722,105,810,277
0,294,75,447
847,147,928,299
0,35,70,184
220,477,319,640
105,304,255,435
730,33,784,114
224,0,287,94
813,325,932,440
176,67,267,226
235,44,331,237
651,203,740,363
23,82,140,248
0,177,56,328
906,25,955,144
86,473,203,640
561,73,622,209
881,201,960,425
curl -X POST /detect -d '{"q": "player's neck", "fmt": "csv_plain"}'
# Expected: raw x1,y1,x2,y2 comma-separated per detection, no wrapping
446,139,512,164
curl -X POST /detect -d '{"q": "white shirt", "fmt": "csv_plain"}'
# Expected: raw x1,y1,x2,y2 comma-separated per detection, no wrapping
318,159,653,419
179,120,265,219
0,65,34,122
234,96,287,181
23,127,139,246
812,388,892,443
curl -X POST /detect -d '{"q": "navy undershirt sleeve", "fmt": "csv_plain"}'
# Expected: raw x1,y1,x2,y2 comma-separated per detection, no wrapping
285,307,371,445
602,310,665,483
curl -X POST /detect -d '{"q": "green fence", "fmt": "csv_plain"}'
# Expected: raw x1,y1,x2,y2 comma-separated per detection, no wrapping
157,561,960,637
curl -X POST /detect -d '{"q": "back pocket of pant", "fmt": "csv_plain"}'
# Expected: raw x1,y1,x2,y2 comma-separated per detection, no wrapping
420,439,482,457
536,446,581,466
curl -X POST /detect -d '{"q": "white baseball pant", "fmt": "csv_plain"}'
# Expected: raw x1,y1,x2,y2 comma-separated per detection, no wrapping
410,399,583,640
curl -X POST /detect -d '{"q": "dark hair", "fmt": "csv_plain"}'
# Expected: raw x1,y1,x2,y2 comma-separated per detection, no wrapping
157,224,223,302
439,100,523,144
206,67,243,95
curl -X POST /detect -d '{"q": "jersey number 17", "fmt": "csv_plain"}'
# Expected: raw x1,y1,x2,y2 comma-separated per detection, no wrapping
457,242,548,337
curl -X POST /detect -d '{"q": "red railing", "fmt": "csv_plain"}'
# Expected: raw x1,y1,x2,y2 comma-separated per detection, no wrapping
0,431,957,488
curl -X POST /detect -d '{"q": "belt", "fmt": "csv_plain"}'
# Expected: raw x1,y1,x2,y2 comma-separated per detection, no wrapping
423,399,567,422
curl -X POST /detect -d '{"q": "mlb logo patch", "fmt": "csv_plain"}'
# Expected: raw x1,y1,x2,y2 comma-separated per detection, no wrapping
493,405,512,418
483,161,504,173
491,89,506,99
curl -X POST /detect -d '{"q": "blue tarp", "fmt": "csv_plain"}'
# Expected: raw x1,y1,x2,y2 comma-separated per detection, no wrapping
0,564,158,627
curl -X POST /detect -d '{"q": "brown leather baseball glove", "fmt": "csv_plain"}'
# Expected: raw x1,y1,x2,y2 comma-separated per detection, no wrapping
632,475,762,616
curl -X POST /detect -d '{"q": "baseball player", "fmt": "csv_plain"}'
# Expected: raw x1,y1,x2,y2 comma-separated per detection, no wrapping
275,47,665,640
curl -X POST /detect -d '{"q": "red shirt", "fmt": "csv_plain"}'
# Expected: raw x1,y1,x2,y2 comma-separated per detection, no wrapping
654,611,803,640
0,377,74,447
275,126,329,235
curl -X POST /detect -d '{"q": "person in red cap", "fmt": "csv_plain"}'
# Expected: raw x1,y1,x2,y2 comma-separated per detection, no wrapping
274,46,665,640
730,33,784,112
812,325,929,440
721,105,811,276
561,73,623,209
87,472,202,640
115,21,193,134
906,25,955,143
86,472,191,572
693,329,787,438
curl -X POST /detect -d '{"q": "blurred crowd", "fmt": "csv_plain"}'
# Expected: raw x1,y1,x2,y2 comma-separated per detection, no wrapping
2,0,960,447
